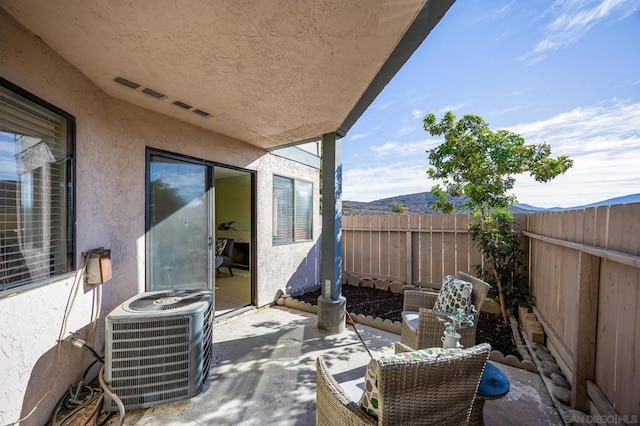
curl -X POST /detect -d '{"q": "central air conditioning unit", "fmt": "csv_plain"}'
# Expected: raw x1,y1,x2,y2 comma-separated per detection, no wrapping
103,289,213,411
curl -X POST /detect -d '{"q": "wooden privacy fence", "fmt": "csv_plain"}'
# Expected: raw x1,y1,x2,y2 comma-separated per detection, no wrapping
343,207,640,418
342,213,527,287
526,203,640,418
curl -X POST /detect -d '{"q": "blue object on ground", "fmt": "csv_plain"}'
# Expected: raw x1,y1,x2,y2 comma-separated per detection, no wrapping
478,362,510,398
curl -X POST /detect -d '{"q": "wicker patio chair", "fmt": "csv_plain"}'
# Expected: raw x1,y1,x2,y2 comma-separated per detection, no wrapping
401,271,491,350
316,342,491,425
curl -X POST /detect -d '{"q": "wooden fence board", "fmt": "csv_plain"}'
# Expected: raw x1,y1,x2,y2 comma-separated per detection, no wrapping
431,215,444,284
562,246,580,353
595,206,609,248
583,208,596,247
456,214,470,274
361,215,372,276
397,215,410,283
442,215,456,276
614,264,638,415
571,252,600,412
620,203,640,256
370,216,380,277
595,259,617,406
634,282,640,417
379,216,390,278
342,215,352,272
410,215,421,283
420,215,433,284
353,216,363,275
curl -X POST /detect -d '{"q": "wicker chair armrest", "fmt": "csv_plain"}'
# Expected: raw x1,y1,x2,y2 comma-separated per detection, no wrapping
403,290,438,311
316,357,376,426
394,342,415,354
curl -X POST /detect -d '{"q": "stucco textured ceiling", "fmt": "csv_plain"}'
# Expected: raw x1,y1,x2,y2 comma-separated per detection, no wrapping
2,0,431,149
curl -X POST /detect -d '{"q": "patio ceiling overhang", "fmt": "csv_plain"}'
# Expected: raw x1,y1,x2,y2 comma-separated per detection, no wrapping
1,0,455,149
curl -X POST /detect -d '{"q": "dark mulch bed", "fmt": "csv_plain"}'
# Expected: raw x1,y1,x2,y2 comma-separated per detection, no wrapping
294,285,519,358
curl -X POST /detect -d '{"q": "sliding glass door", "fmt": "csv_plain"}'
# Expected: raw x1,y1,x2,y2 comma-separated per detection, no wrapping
147,152,212,291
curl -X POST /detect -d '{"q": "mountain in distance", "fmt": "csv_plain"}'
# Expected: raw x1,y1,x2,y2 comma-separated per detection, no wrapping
343,192,640,216
515,193,640,211
343,192,531,216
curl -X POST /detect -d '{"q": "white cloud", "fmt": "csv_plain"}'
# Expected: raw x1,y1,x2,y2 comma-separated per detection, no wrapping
506,99,640,155
349,133,369,141
489,105,523,115
369,139,439,156
369,142,399,156
412,109,424,120
505,88,531,97
494,1,515,19
374,101,393,111
506,99,640,207
523,0,640,62
395,125,418,137
438,104,465,113
343,162,437,202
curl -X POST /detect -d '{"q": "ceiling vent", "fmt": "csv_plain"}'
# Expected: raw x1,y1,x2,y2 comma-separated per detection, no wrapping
113,77,211,118
141,87,167,99
172,101,192,110
192,109,212,118
113,77,140,89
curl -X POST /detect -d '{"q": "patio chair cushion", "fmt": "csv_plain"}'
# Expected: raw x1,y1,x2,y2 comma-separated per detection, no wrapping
433,275,473,313
400,310,419,332
358,347,458,418
215,238,228,256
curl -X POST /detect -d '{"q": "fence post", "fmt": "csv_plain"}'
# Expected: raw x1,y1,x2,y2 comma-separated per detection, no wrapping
572,252,600,411
406,230,412,284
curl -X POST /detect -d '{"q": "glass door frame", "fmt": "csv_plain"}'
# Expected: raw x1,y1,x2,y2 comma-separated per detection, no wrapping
145,148,215,292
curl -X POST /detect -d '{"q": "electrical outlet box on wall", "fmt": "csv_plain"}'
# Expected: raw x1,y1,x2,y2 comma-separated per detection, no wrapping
85,248,112,284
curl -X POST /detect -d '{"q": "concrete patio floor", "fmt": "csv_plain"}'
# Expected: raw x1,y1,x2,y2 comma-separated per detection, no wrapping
118,306,563,425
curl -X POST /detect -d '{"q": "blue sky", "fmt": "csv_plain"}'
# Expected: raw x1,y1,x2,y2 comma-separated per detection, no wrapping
343,0,640,208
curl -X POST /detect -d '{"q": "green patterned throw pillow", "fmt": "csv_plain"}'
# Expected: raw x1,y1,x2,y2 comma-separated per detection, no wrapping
433,275,473,313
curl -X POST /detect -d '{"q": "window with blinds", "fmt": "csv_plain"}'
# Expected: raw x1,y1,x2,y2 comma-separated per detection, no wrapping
273,175,312,245
0,80,74,293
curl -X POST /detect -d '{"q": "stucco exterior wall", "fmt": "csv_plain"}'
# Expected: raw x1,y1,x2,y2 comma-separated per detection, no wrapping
0,9,320,425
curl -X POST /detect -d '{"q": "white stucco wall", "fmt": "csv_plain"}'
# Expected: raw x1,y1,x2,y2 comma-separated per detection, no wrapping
0,9,320,425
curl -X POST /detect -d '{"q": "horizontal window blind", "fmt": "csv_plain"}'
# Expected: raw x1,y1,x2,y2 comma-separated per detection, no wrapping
272,175,312,245
295,181,312,240
273,175,293,244
0,83,73,292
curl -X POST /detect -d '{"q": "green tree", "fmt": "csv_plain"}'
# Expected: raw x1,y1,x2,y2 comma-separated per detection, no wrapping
424,111,573,323
391,202,409,214
150,179,186,224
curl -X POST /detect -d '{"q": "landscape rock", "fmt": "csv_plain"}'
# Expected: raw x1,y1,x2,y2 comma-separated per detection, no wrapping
531,342,550,353
553,386,572,405
535,349,555,362
551,372,571,389
374,278,390,291
401,284,416,293
389,281,406,294
347,275,361,286
541,360,562,377
361,277,375,288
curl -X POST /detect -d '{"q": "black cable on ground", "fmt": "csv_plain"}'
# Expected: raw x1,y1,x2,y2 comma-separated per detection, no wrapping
48,345,107,425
